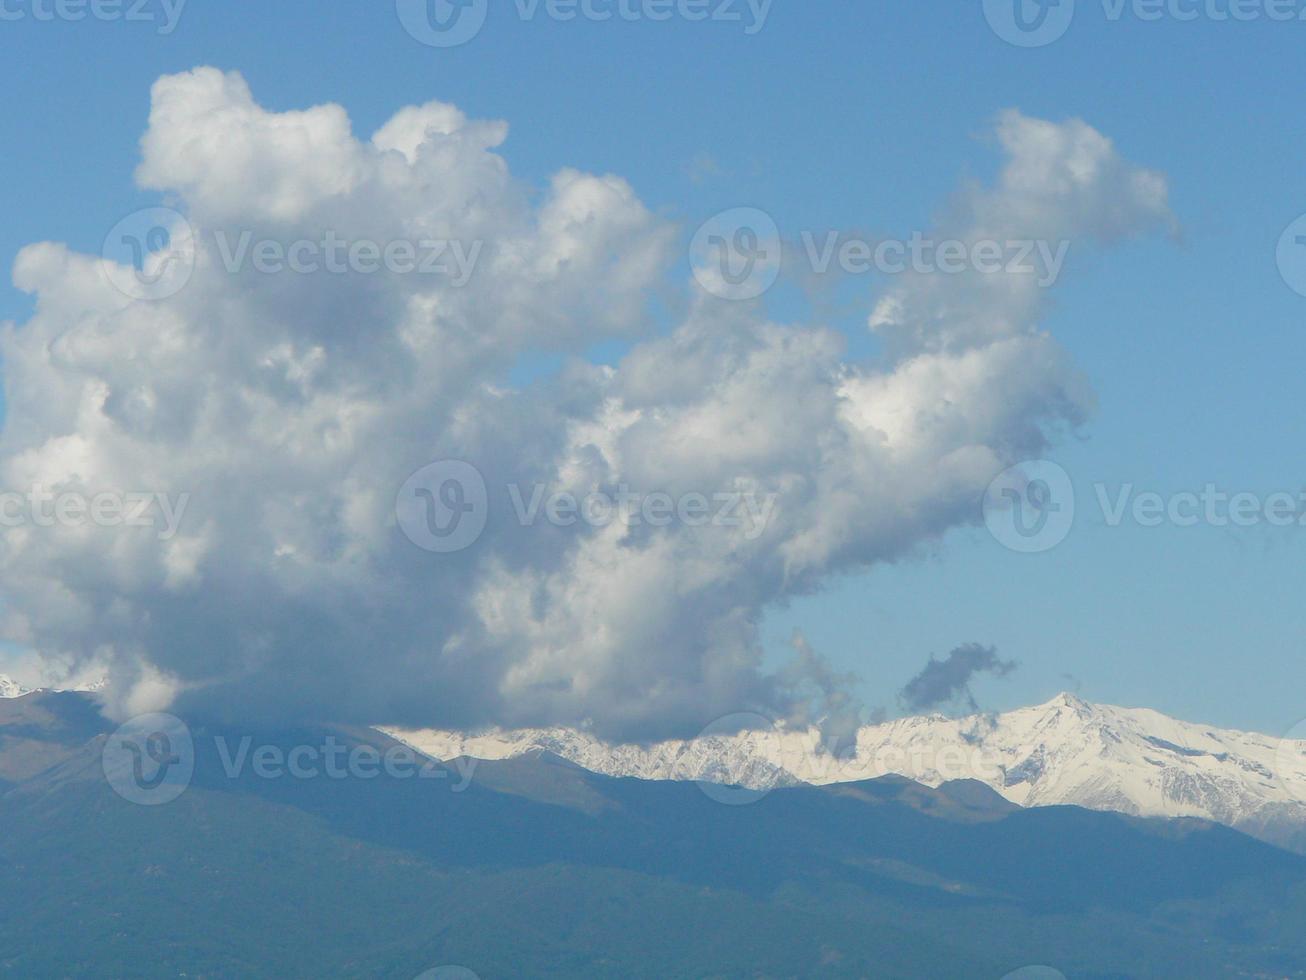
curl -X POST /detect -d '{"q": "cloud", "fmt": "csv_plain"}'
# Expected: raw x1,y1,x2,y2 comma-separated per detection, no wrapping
774,630,870,751
683,153,725,185
0,70,1173,738
869,109,1174,356
899,644,1019,715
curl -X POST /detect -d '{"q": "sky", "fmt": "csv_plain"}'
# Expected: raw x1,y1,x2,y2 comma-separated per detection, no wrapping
0,1,1303,739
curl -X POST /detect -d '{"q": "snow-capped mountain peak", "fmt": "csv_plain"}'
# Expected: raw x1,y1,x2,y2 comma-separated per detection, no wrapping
384,693,1306,852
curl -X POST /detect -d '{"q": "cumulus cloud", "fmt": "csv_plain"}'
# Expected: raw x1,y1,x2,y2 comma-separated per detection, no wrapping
899,644,1019,715
0,69,1173,738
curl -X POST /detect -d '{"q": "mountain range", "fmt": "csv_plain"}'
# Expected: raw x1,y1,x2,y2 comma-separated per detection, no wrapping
386,693,1306,855
5,683,1306,976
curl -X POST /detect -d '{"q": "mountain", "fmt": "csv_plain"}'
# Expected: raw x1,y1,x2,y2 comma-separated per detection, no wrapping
0,673,107,699
386,693,1306,855
5,689,1306,977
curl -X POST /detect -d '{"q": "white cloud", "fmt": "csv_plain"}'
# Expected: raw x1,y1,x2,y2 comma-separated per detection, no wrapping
0,71,1173,737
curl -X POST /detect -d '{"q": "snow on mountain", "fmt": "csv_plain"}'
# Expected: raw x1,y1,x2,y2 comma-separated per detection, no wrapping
384,693,1306,852
0,674,107,699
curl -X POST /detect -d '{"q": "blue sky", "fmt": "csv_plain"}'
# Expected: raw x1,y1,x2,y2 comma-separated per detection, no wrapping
2,1,1304,735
